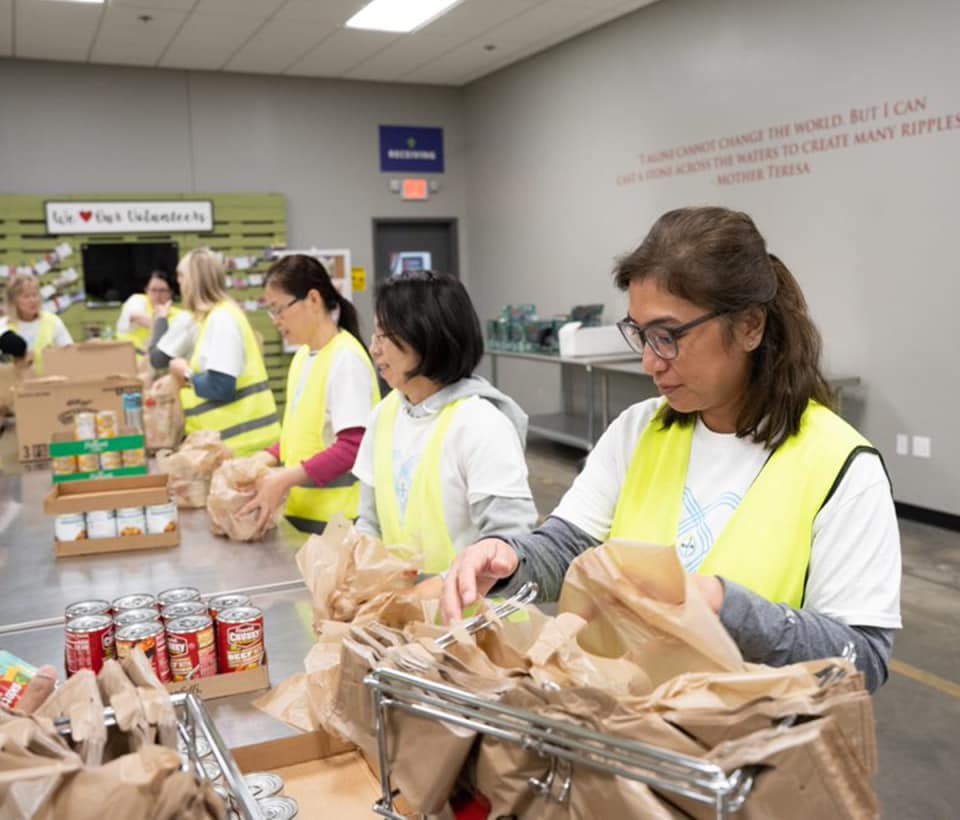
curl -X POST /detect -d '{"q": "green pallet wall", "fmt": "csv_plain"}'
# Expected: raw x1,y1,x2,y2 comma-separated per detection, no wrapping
0,193,293,412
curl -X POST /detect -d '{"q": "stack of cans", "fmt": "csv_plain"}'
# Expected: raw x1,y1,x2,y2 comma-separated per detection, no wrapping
54,501,178,543
63,587,266,681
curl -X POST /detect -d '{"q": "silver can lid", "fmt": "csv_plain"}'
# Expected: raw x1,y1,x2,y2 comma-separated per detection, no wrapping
243,772,284,799
258,796,299,819
201,757,222,782
112,593,157,611
65,599,111,619
65,614,112,634
177,732,212,759
115,620,164,642
158,586,201,606
166,614,213,634
113,608,161,627
216,605,263,625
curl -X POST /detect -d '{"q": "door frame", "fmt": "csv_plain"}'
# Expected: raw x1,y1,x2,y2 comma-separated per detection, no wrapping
371,217,460,280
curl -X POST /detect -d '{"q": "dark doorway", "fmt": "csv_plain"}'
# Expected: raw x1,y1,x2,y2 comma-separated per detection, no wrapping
372,218,459,286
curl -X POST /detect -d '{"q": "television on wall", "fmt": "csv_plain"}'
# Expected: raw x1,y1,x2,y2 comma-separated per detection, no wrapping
81,241,180,306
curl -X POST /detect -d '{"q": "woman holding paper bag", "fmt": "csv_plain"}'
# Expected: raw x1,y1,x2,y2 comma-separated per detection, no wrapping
442,207,901,692
0,273,73,374
165,248,281,457
239,254,380,534
352,271,538,573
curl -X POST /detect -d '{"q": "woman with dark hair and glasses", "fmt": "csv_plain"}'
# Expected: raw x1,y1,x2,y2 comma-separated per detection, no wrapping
441,207,901,692
352,271,537,574
239,254,380,534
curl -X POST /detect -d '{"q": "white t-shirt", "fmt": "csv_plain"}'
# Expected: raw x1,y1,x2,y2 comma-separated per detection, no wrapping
553,398,902,629
353,393,536,554
0,313,73,350
115,293,148,337
290,339,377,442
191,309,245,378
155,311,199,361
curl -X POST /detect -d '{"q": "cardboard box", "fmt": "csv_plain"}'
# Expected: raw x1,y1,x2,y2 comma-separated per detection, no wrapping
165,664,270,701
49,429,148,483
42,340,137,378
231,730,416,819
54,530,178,558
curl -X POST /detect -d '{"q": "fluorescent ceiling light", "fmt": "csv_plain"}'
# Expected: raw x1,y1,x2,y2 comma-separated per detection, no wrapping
54,0,105,4
346,0,462,33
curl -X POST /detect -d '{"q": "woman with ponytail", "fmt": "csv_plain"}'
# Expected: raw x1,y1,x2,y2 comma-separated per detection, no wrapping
240,254,380,533
442,207,901,692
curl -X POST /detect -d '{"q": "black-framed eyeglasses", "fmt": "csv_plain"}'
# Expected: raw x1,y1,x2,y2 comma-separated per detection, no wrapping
616,310,725,360
266,297,301,319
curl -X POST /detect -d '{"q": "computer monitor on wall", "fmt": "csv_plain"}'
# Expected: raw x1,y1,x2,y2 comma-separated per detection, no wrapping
81,241,180,306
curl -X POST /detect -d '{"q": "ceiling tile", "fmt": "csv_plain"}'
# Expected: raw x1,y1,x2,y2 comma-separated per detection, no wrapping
109,0,196,11
286,26,400,77
193,0,286,18
275,0,367,25
0,0,11,56
15,0,103,62
224,17,332,74
159,13,264,70
90,5,187,66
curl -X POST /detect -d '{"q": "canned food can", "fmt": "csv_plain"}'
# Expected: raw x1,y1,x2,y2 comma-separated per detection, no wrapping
122,448,146,467
158,586,202,608
64,599,111,621
99,450,123,471
113,607,161,629
201,757,222,782
112,593,158,613
243,772,284,800
96,410,118,439
257,796,299,819
178,732,212,759
116,506,146,536
74,412,97,441
115,621,171,683
55,513,87,542
208,594,252,622
166,614,217,681
216,606,265,673
145,502,179,535
52,455,77,476
77,453,101,474
65,614,115,675
86,509,117,539
161,600,208,622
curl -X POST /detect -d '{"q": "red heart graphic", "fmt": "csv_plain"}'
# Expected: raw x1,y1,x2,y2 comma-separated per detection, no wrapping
79,210,92,222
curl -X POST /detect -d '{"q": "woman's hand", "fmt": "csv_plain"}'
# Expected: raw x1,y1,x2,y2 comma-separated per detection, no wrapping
153,302,171,320
238,466,299,530
692,574,725,614
440,538,519,623
130,311,152,328
167,357,191,385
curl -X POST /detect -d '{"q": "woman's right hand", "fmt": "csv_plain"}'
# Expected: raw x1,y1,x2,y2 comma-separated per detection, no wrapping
440,538,520,623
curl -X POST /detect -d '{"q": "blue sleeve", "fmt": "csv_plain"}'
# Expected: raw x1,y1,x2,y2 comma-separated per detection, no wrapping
192,369,237,403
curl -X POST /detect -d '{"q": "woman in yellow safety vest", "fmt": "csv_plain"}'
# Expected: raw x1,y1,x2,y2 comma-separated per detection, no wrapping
239,254,380,534
442,207,902,693
0,273,73,374
166,248,280,457
115,270,182,359
352,271,538,575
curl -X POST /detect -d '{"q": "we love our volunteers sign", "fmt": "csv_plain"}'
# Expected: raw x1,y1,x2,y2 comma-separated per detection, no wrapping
44,200,214,234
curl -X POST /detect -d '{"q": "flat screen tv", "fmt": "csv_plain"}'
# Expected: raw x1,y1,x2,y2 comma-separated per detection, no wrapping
81,241,180,306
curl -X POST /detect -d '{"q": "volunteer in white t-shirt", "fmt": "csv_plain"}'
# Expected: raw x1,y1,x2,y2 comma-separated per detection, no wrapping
0,273,72,374
238,254,380,534
442,207,902,692
353,271,538,574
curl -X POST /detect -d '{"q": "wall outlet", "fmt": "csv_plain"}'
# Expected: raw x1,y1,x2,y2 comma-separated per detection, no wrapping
912,435,931,458
896,434,908,456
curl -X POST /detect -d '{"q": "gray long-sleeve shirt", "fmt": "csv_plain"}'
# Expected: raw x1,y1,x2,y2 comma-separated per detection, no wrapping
493,516,893,692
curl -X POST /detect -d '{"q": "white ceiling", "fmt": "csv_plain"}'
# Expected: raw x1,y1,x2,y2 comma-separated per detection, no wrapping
1,0,660,86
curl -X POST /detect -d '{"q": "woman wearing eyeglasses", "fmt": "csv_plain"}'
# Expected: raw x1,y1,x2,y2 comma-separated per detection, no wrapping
352,272,538,574
165,248,281,457
115,270,182,359
441,207,901,692
238,254,380,534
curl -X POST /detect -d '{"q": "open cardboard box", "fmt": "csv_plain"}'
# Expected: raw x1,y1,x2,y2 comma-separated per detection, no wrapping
231,729,417,819
44,474,180,558
165,663,270,701
49,427,148,482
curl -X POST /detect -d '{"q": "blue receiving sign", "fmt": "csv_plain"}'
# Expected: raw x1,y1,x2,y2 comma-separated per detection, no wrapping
379,125,444,173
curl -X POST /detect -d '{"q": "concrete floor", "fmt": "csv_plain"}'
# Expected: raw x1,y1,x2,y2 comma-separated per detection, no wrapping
524,436,960,819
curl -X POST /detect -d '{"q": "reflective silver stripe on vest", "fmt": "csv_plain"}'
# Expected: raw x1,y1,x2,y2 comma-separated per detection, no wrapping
182,380,273,418
219,412,280,442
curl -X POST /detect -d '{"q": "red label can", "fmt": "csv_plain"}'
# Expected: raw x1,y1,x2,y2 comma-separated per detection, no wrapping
207,593,252,622
157,586,202,609
115,621,171,683
161,601,208,622
166,614,217,681
112,593,159,613
64,599,111,621
65,614,115,675
113,607,162,629
216,606,265,673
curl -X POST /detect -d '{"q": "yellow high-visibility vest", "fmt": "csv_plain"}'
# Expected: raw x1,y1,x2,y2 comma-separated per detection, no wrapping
280,331,379,530
180,301,280,457
373,390,466,574
609,400,875,607
9,311,58,375
117,296,182,356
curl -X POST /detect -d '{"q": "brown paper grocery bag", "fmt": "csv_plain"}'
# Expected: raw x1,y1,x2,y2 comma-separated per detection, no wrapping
206,456,286,541
144,377,184,451
559,541,745,686
34,670,106,767
97,660,152,755
156,430,232,508
120,650,177,749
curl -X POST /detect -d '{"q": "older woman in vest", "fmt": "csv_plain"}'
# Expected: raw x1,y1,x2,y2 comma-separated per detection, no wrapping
0,273,72,374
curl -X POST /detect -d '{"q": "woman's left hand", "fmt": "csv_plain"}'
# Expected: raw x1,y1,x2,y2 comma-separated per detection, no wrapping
692,574,725,614
167,358,191,384
239,468,296,530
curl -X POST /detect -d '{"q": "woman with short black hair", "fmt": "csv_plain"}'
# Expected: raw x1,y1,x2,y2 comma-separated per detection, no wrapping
353,271,537,573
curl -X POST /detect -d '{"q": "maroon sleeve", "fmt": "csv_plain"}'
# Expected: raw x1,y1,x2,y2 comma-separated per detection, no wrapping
300,426,365,487
265,442,281,461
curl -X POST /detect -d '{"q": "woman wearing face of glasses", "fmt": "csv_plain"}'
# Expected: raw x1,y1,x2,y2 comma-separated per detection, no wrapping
165,248,281,457
237,254,380,534
115,270,183,360
352,272,538,575
441,207,901,692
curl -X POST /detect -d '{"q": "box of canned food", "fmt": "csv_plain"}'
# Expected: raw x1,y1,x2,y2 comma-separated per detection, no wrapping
48,427,148,483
